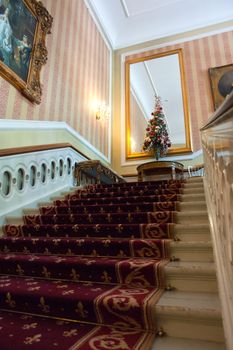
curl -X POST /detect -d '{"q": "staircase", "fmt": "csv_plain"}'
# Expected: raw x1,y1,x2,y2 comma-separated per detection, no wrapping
0,177,226,349
152,177,225,349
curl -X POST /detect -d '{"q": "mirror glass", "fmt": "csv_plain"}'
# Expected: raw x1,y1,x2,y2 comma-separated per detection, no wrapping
125,48,192,159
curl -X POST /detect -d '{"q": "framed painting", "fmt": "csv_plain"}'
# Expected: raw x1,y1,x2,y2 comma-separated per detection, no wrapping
209,63,233,110
0,0,52,104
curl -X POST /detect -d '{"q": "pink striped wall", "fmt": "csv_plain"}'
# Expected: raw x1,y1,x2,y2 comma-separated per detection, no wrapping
0,0,111,158
126,31,233,151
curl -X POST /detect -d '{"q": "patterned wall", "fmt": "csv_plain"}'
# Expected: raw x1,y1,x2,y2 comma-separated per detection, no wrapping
126,31,233,151
0,0,111,158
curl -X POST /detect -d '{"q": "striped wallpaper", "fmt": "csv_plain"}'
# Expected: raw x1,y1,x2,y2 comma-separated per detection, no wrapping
0,0,111,158
125,31,233,151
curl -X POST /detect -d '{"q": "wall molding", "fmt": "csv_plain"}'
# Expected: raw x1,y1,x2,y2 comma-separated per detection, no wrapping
120,27,233,58
0,119,110,164
117,22,233,51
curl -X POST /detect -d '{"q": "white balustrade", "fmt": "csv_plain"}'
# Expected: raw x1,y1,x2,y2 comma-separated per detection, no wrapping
0,146,87,220
201,91,233,350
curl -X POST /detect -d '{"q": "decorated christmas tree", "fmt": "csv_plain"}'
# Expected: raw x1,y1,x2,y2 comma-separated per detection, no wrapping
142,96,171,160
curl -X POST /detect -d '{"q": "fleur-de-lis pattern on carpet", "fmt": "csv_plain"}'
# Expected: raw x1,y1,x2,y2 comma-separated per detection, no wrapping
0,179,184,349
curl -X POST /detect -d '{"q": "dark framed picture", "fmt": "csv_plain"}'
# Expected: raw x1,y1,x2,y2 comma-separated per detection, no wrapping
0,0,52,104
209,63,233,110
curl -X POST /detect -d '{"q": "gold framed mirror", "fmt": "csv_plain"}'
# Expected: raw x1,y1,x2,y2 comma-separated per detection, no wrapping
125,48,192,159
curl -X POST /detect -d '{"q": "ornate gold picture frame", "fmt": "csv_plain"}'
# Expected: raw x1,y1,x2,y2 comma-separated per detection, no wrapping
0,0,52,104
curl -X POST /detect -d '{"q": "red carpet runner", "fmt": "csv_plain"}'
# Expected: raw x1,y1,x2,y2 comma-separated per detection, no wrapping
0,180,183,349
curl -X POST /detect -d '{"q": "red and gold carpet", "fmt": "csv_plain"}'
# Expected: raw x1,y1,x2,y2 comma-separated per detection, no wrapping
0,179,184,349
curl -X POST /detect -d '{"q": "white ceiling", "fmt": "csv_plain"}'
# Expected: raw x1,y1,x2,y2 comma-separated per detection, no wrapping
86,0,233,49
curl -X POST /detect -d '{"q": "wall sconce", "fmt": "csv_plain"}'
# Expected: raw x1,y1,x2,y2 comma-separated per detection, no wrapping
96,103,110,121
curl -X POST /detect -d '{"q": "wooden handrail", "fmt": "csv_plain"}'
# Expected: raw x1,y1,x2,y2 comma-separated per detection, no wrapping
201,90,233,349
0,143,90,159
75,160,125,185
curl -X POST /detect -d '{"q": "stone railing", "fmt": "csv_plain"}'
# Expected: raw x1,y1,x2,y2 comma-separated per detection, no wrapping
201,91,233,350
0,144,87,221
75,160,125,186
187,163,204,177
0,144,125,223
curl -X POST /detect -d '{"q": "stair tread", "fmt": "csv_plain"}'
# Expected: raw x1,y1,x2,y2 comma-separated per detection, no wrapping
174,223,210,229
156,291,222,314
171,241,212,248
166,261,216,272
177,211,208,216
152,336,225,350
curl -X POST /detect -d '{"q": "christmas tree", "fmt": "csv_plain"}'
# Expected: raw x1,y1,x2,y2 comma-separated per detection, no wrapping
142,96,171,160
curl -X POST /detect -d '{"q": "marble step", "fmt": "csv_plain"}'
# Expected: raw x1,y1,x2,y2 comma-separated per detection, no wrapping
152,336,225,350
172,223,211,242
186,176,204,183
181,187,205,195
175,211,209,224
164,261,217,292
181,193,206,202
183,182,204,189
179,201,207,211
154,291,224,342
5,216,24,225
23,208,39,216
170,241,213,262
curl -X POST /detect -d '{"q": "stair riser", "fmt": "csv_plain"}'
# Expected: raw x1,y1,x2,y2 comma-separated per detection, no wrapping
152,337,226,350
174,232,211,242
183,184,204,189
175,214,209,224
5,217,23,225
180,186,204,194
170,248,213,262
179,203,207,211
154,317,224,342
164,276,218,293
173,225,210,236
186,177,203,182
176,218,209,224
181,195,206,202
181,188,204,195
